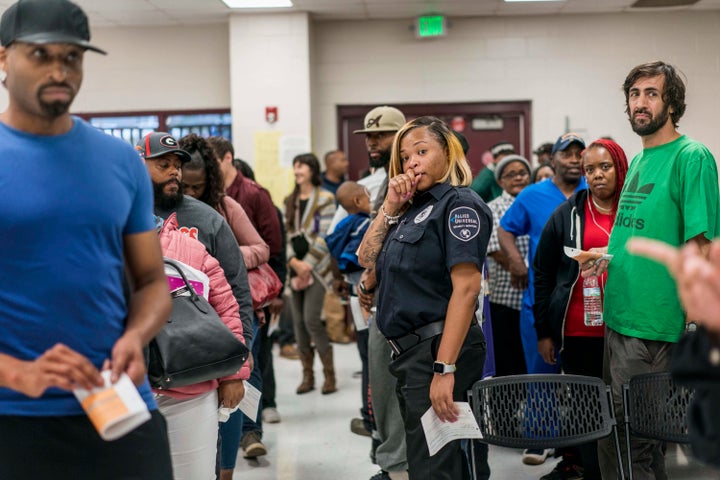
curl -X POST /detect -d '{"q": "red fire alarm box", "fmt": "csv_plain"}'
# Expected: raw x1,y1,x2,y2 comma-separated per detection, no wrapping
266,107,278,124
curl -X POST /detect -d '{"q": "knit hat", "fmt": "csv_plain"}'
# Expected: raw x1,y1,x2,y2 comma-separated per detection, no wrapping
490,141,515,158
495,154,531,182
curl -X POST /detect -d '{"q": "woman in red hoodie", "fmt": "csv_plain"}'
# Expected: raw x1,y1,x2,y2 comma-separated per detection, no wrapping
154,213,250,480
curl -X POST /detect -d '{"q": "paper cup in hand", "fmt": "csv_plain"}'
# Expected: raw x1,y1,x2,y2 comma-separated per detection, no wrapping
73,371,151,441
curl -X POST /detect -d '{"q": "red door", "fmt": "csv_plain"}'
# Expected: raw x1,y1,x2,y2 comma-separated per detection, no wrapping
337,102,531,181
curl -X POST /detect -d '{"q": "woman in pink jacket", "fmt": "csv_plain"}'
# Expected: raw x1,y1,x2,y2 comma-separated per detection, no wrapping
155,213,250,480
178,134,269,269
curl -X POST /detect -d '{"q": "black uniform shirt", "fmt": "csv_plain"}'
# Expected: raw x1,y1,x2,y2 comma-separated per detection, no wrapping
376,182,493,338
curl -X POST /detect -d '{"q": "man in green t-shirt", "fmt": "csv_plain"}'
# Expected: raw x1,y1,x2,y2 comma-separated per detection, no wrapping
470,141,515,202
597,61,720,479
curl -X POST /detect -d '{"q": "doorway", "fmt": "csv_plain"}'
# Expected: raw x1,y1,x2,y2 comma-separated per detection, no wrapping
336,102,531,181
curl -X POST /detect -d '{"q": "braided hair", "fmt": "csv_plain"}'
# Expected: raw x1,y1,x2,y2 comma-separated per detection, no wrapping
584,138,628,207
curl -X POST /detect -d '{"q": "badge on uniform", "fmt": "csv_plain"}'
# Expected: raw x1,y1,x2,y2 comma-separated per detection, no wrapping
414,205,434,224
448,207,481,241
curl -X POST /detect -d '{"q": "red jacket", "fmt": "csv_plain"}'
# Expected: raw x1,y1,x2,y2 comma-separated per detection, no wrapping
226,172,283,258
154,213,250,400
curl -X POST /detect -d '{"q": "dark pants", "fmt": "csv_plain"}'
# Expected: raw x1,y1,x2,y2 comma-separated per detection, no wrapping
356,327,374,432
275,295,296,347
259,318,277,409
242,318,264,436
561,335,605,480
218,318,263,470
389,323,488,480
0,410,173,480
598,327,673,480
489,302,527,377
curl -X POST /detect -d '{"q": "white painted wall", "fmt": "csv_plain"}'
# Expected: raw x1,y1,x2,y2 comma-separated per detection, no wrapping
0,24,231,113
1,10,719,166
228,12,312,163
311,11,720,161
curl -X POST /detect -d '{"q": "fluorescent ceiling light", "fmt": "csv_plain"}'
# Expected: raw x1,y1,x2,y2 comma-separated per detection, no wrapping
222,0,293,8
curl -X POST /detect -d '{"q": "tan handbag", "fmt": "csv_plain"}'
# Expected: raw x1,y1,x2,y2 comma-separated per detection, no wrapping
323,291,351,343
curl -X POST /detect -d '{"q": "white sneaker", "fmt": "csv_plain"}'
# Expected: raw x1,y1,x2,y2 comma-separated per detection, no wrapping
522,448,554,465
262,407,281,424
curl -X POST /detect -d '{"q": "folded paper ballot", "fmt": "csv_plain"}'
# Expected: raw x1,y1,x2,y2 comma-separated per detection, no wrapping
73,371,151,441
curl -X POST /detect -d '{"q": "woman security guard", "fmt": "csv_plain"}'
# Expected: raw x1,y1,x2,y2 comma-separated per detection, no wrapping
358,116,492,479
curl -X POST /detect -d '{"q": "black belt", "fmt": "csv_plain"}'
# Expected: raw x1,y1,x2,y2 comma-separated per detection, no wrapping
387,320,445,357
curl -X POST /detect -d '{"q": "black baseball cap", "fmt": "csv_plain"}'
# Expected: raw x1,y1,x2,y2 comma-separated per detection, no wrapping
135,132,191,163
0,0,106,54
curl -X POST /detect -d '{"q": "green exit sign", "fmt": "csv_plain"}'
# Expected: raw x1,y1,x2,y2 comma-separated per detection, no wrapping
417,15,446,38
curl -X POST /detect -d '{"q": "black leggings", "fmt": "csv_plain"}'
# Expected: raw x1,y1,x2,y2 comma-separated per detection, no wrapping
561,335,605,480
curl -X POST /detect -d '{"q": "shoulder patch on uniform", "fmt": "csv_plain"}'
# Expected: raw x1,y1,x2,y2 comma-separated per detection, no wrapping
448,206,480,242
414,205,434,224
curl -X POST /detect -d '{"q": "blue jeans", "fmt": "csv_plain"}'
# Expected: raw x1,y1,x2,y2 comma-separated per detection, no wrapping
519,303,559,375
218,317,263,469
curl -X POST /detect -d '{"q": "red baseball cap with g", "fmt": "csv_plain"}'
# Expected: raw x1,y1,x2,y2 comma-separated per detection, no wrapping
0,0,106,54
135,132,191,163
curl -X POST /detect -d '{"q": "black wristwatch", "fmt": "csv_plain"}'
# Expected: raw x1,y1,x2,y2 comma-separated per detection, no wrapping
433,361,457,375
359,281,375,295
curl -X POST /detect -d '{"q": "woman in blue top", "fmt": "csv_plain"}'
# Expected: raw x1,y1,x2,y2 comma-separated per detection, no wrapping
358,116,492,480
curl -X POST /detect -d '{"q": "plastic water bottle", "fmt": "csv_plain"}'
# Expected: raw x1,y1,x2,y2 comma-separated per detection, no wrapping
583,275,604,326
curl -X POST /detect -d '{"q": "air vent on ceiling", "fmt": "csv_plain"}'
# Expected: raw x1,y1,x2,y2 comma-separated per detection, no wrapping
631,0,699,7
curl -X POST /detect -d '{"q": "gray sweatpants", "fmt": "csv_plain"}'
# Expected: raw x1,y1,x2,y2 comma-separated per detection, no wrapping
369,317,408,473
597,327,673,480
290,280,331,356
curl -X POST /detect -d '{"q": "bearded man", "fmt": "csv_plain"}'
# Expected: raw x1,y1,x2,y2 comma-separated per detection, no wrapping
597,61,720,479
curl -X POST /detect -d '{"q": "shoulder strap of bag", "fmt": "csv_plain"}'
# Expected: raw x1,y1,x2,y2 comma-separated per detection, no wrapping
163,258,209,314
300,189,321,232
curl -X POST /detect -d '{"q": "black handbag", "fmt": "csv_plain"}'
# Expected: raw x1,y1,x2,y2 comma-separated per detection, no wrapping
290,231,311,260
148,259,249,389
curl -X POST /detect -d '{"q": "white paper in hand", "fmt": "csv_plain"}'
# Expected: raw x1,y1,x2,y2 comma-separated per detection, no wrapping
563,246,613,264
420,402,483,456
237,380,261,422
350,296,369,331
73,371,151,441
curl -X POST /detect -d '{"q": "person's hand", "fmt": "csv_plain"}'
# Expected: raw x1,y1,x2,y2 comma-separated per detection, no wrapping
218,379,245,408
430,373,459,422
358,269,376,310
10,344,104,397
268,296,284,316
508,259,528,290
109,330,146,385
256,309,267,327
358,288,375,311
627,238,720,333
385,169,418,214
537,338,556,365
291,259,313,278
580,247,610,278
246,352,255,372
333,279,350,299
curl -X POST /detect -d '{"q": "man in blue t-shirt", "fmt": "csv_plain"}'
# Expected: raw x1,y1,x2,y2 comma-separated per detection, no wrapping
0,1,173,478
497,133,587,469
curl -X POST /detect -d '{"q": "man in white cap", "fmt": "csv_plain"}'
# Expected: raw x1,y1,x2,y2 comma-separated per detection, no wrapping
0,0,173,478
